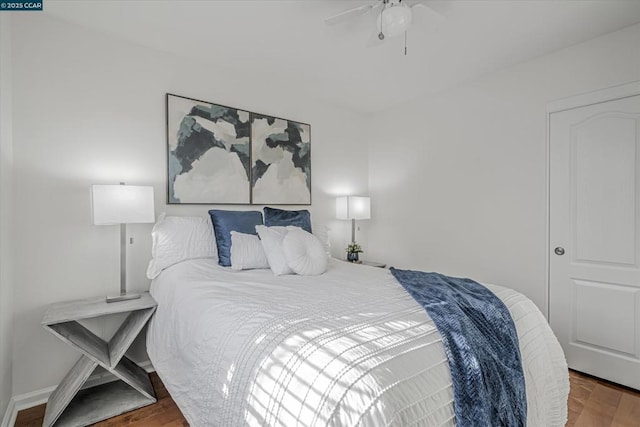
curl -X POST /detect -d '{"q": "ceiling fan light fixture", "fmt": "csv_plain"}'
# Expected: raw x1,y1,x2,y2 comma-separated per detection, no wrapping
377,3,413,38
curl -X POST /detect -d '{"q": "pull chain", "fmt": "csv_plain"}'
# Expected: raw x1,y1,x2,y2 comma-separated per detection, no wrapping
378,4,385,40
404,30,408,56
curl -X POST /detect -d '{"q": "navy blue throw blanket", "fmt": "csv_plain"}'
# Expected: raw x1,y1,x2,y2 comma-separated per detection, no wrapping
390,268,527,427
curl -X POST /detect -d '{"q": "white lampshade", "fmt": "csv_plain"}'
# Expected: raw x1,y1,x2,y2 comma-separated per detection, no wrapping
377,3,412,38
91,184,155,225
336,196,371,220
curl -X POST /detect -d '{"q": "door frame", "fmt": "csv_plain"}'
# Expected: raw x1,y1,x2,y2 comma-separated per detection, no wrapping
545,80,640,318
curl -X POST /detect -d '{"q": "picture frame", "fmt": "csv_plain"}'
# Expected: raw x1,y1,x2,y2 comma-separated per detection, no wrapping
166,93,311,205
166,93,251,204
250,113,311,205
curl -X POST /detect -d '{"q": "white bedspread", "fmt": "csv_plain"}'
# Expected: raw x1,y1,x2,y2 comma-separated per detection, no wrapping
147,259,568,426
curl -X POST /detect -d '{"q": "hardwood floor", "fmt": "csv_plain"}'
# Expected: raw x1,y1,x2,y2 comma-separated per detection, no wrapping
14,373,187,427
566,370,640,427
14,370,640,426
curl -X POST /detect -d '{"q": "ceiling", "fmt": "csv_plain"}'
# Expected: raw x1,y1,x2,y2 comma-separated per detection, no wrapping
43,0,640,113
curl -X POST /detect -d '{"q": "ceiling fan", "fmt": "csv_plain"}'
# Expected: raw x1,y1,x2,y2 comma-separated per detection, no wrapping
325,0,441,43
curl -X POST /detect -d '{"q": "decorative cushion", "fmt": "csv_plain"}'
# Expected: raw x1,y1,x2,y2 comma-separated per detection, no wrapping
208,210,263,267
264,207,312,233
311,222,331,256
146,213,217,279
230,231,269,271
282,227,327,276
255,225,293,275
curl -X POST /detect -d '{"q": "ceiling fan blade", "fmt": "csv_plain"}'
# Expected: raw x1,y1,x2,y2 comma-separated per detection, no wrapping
411,3,446,25
325,1,381,26
411,0,449,18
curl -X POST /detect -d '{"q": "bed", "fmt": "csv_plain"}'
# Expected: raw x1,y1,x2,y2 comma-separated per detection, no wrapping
146,257,569,426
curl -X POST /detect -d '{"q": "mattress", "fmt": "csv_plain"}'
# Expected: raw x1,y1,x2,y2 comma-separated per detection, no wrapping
147,258,568,426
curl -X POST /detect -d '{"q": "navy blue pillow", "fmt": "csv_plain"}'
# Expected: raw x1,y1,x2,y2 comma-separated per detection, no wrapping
263,207,312,233
208,210,263,267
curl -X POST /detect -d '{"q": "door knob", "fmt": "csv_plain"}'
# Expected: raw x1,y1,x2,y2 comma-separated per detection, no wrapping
554,247,565,256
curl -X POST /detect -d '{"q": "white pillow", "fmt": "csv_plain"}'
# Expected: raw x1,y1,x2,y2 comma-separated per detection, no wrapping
283,228,327,276
230,231,269,271
311,222,331,257
255,225,293,275
146,213,217,279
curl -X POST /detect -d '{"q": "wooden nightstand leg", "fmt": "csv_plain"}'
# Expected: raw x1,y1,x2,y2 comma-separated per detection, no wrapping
107,308,155,368
112,356,156,401
43,356,97,427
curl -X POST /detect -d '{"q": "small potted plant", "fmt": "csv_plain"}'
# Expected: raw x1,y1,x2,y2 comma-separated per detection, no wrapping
346,242,363,262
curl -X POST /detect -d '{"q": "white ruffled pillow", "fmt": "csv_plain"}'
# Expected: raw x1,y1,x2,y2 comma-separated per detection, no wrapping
146,213,217,279
311,222,331,256
230,231,269,271
255,225,293,275
283,227,327,276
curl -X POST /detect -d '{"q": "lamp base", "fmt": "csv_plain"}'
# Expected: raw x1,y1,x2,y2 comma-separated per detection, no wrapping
106,293,141,303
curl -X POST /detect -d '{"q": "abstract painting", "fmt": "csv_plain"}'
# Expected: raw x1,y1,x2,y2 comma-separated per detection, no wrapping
166,94,251,204
251,113,311,205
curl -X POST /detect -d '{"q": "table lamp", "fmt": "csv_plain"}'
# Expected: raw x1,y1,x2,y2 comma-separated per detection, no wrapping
91,183,155,303
336,196,371,243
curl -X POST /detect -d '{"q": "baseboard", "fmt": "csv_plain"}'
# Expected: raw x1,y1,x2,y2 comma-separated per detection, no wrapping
1,360,154,427
1,398,16,427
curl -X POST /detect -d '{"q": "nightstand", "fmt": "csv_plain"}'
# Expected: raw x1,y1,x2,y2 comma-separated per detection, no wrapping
360,260,387,268
41,292,157,427
348,260,387,268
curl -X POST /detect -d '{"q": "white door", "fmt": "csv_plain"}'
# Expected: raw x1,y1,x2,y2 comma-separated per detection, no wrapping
549,93,640,390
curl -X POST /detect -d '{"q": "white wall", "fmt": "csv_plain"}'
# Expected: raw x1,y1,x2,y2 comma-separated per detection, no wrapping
0,14,14,418
367,23,640,314
10,14,368,396
11,7,640,405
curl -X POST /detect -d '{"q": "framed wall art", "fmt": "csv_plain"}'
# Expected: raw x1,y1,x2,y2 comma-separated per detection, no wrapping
251,113,311,205
166,93,251,204
166,93,311,205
